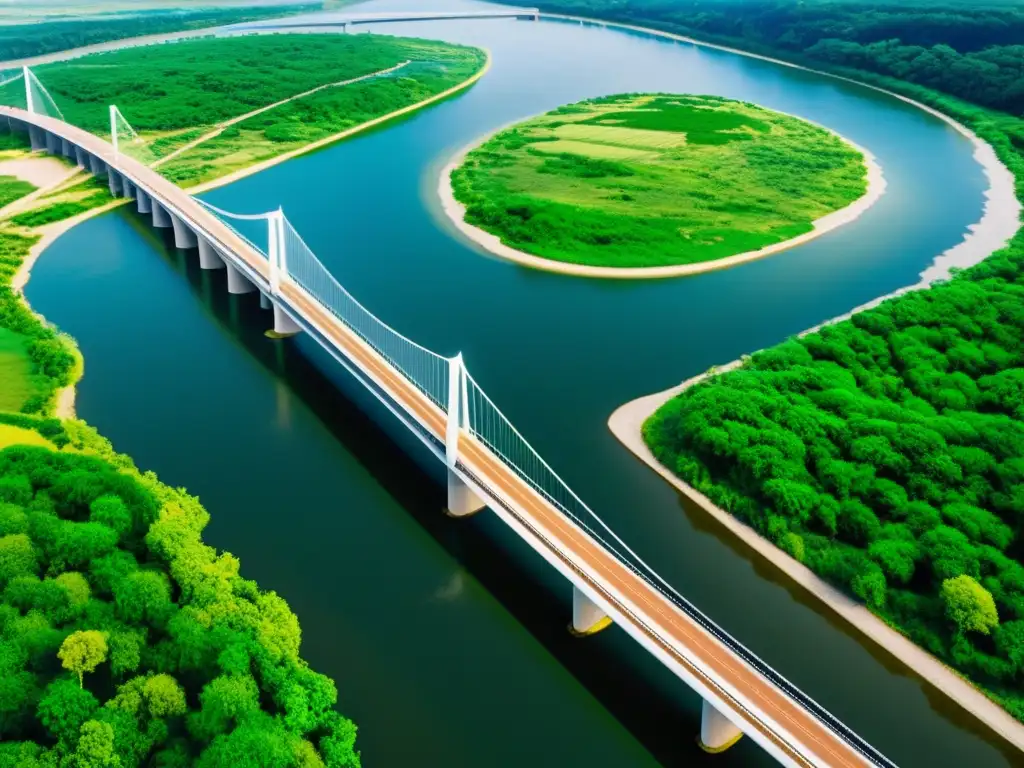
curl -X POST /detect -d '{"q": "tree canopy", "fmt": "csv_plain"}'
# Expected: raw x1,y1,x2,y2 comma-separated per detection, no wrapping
0,440,360,767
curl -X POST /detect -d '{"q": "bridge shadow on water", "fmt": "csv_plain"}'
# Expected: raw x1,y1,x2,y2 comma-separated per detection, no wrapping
125,208,767,768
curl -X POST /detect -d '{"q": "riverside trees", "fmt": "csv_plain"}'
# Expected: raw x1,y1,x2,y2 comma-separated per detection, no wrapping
0,440,360,766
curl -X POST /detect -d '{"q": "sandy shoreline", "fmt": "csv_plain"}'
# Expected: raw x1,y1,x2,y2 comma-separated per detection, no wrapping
11,197,132,419
608,382,1024,751
439,119,887,279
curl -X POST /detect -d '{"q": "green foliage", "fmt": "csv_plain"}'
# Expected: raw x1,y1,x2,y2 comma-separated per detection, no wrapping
59,630,108,687
0,176,36,210
8,193,111,228
942,575,999,635
0,232,80,414
634,6,1024,716
37,34,483,136
0,442,360,765
452,93,866,268
528,0,1024,115
0,5,322,62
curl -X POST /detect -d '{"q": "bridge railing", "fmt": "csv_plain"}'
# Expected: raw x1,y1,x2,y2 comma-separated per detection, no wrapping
281,215,451,411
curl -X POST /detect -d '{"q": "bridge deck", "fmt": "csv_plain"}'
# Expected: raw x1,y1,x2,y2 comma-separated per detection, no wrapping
3,105,877,768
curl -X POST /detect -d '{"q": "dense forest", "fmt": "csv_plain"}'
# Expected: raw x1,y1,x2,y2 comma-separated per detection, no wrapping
0,4,321,63
0,420,360,766
616,0,1024,718
520,0,1024,115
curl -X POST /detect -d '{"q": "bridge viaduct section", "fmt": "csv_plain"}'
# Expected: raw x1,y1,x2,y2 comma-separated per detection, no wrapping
1,104,892,768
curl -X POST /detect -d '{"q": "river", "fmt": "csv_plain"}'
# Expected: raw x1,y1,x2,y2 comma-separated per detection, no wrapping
26,1,1017,765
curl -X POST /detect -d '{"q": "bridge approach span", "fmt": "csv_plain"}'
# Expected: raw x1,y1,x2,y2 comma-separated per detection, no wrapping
2,104,895,768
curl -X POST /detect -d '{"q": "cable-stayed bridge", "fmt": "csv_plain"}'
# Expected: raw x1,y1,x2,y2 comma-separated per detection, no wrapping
0,69,897,768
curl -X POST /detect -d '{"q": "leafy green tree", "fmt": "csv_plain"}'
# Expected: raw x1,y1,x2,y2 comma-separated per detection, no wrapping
73,720,121,768
143,674,186,719
59,631,109,688
0,534,37,587
37,679,98,742
942,575,999,636
89,496,132,539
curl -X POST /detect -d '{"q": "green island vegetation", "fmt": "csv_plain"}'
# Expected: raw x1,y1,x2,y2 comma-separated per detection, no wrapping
450,93,867,268
0,27,489,762
0,34,486,187
0,3,323,62
537,0,1024,723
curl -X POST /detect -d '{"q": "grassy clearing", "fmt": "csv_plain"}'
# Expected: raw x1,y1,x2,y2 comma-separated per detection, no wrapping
451,93,868,269
0,175,36,209
0,422,53,450
0,327,39,411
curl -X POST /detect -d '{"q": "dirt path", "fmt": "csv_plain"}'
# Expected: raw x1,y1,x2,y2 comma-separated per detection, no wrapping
151,59,411,168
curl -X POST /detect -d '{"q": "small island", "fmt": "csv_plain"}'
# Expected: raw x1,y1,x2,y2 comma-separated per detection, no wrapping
445,93,883,277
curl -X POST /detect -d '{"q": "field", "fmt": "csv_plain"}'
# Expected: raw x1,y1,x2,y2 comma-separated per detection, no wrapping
450,94,868,269
0,34,487,188
0,328,39,411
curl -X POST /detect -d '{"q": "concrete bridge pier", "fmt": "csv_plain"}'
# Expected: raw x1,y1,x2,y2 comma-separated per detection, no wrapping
151,201,172,228
271,303,302,336
60,138,72,158
225,261,256,294
88,154,106,177
28,126,45,151
44,131,60,154
136,189,152,215
698,700,743,753
446,470,485,517
122,179,136,200
197,238,224,270
259,292,272,310
108,170,123,198
170,213,198,249
74,146,87,168
570,585,612,636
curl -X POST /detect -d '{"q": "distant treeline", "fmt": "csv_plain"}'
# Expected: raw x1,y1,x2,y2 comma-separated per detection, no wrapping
0,4,321,63
521,0,1024,115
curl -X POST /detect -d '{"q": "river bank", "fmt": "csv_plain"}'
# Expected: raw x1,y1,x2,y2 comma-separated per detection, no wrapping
439,109,887,279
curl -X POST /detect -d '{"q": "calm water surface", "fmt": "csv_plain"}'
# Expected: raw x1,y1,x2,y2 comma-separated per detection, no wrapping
28,2,1016,765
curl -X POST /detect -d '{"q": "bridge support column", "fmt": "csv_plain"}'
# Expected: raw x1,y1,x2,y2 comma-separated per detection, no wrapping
136,189,152,215
122,179,136,200
259,292,272,310
151,201,172,228
29,126,45,151
44,131,60,154
170,213,198,249
446,470,485,518
570,585,612,637
88,154,106,177
271,303,301,337
198,237,224,270
225,261,256,295
108,170,122,198
74,145,86,168
698,700,743,754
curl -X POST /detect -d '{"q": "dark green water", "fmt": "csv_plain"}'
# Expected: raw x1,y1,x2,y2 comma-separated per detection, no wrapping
26,3,1019,765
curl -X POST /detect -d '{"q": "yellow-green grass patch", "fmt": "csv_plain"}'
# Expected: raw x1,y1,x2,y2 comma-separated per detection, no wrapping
0,328,40,412
554,123,690,149
0,423,55,451
529,139,659,161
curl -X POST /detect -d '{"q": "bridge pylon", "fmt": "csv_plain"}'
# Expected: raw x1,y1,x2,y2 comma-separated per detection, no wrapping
445,353,485,517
